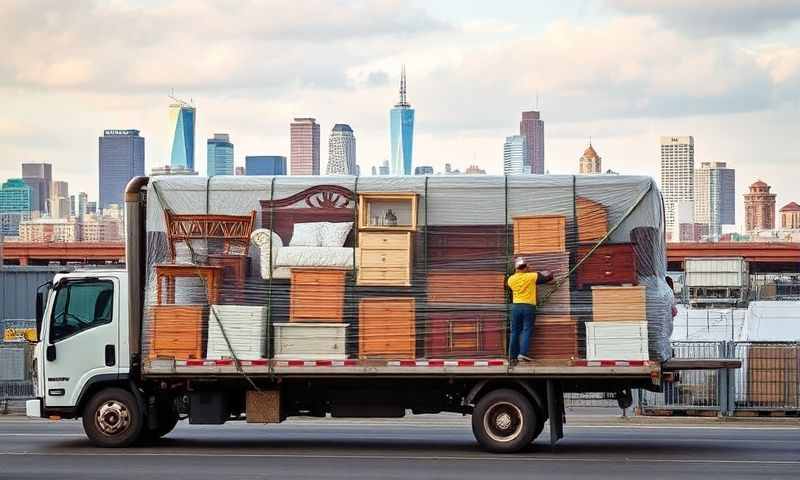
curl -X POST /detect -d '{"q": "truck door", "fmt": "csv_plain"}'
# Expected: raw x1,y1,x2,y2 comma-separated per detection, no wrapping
43,278,119,409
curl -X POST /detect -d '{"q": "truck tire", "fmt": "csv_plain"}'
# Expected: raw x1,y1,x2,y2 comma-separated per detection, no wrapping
82,387,143,448
142,410,179,442
472,388,537,453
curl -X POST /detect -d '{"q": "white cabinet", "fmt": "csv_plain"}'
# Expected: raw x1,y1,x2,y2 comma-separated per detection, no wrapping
273,323,348,360
585,322,649,361
207,305,268,360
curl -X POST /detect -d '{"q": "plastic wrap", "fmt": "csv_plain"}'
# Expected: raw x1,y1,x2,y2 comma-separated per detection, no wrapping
141,174,673,370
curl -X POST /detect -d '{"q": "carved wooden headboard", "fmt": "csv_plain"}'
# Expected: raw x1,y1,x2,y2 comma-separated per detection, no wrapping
259,185,356,246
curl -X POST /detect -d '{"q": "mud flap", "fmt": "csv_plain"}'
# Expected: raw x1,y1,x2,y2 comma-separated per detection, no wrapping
547,379,564,447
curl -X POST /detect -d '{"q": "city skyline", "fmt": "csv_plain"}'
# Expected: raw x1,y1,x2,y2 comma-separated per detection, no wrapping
2,2,800,227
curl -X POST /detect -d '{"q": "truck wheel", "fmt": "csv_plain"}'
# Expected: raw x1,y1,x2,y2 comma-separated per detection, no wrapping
142,410,179,442
82,388,143,448
472,389,537,453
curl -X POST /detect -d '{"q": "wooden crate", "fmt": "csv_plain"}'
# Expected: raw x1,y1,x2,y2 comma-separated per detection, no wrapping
513,215,566,254
273,323,348,360
427,271,506,304
290,268,347,322
575,243,637,289
358,298,415,359
357,231,412,286
150,305,207,360
576,197,609,243
425,309,505,358
591,285,646,322
246,390,283,424
746,345,800,406
529,315,578,360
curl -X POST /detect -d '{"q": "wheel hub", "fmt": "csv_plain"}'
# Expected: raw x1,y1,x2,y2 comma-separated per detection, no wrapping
96,400,130,435
483,401,523,443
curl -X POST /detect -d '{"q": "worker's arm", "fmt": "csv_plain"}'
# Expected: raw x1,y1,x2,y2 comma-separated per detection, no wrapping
536,270,553,284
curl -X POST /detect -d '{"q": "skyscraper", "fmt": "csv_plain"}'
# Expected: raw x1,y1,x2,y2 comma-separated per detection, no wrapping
414,165,433,175
504,135,527,175
77,192,88,218
51,181,69,219
578,143,601,174
99,129,145,210
0,179,32,236
207,133,234,176
246,156,287,176
520,111,544,174
326,124,357,175
168,97,196,170
660,136,695,233
389,66,415,175
694,161,735,238
744,179,776,231
290,118,320,175
21,163,52,215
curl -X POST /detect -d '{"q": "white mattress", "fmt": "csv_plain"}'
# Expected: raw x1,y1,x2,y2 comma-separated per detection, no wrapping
275,246,354,269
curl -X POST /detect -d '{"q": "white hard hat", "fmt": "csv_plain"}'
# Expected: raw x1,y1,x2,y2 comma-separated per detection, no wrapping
515,257,527,269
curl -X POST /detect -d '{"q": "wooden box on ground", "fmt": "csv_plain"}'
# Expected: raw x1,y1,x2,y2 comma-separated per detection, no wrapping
425,308,505,358
290,268,347,322
513,215,566,254
426,271,506,305
421,225,507,270
150,305,207,360
585,321,649,361
357,231,413,286
529,315,577,360
591,285,646,322
576,197,609,243
206,305,268,360
745,345,799,406
358,298,415,358
273,323,348,360
246,390,283,424
575,243,637,289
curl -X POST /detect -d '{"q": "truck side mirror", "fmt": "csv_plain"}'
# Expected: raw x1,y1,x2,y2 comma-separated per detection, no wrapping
46,344,57,362
35,281,51,343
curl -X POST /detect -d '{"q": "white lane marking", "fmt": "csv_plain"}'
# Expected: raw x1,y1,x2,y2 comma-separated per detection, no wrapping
0,451,797,465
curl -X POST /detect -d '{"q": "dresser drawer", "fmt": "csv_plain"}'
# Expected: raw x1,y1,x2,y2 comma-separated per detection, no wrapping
358,267,410,285
359,298,416,358
360,249,409,268
575,244,637,289
359,232,410,250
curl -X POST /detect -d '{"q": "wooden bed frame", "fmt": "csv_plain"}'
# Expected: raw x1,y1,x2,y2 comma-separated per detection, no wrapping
259,185,356,246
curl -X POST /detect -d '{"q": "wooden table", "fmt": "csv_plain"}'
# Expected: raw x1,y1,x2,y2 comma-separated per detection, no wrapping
208,254,249,303
155,264,223,305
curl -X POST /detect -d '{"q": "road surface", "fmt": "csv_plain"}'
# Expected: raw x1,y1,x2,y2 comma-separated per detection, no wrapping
0,415,797,479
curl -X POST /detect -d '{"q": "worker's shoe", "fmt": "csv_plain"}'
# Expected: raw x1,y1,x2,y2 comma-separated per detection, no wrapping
517,355,533,362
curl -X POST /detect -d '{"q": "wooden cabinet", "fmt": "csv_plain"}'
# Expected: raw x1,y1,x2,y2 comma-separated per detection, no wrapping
529,315,578,360
149,305,207,360
574,243,637,289
358,298,415,358
427,271,506,305
576,197,608,243
586,321,649,361
422,225,507,270
513,215,565,254
425,309,505,358
591,285,646,322
358,192,418,231
357,231,412,286
290,268,347,322
273,323,348,360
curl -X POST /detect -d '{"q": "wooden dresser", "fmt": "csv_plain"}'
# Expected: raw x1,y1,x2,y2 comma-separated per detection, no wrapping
426,271,506,305
422,225,507,270
358,297,416,358
591,285,647,322
290,268,347,322
513,215,566,254
357,231,412,286
574,243,637,289
149,305,207,360
575,197,609,243
425,309,505,358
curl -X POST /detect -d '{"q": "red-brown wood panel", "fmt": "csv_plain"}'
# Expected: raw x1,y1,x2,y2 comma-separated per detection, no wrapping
529,315,578,360
425,310,506,358
574,243,638,289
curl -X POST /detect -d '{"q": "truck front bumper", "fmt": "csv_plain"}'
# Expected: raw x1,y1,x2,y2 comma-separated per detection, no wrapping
26,398,42,418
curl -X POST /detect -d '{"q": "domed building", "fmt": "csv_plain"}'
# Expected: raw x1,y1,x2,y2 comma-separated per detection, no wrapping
744,179,776,232
579,143,602,174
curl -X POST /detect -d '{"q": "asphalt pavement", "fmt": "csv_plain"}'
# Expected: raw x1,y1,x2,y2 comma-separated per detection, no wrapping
0,414,798,479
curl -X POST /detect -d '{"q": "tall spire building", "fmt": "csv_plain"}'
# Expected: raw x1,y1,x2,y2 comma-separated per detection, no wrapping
520,111,544,174
389,66,415,175
168,97,196,171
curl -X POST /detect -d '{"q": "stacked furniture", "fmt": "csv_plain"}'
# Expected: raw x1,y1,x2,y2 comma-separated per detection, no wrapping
206,305,269,360
359,297,416,359
586,286,649,361
150,305,207,360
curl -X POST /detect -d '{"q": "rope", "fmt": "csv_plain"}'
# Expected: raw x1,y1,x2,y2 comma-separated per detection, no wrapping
504,175,511,364
424,176,429,273
267,177,276,379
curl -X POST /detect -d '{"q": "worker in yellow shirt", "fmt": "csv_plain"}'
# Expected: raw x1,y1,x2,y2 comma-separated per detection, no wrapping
507,257,553,364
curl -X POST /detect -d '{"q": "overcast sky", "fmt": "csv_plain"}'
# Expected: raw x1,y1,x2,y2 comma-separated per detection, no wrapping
2,0,799,226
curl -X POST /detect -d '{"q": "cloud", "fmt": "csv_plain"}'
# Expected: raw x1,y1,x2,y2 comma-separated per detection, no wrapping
608,0,800,36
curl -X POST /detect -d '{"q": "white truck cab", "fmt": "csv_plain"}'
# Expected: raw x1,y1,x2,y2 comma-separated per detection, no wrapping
27,269,130,420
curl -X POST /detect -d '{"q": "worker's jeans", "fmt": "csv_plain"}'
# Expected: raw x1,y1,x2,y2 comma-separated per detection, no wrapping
509,303,536,359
